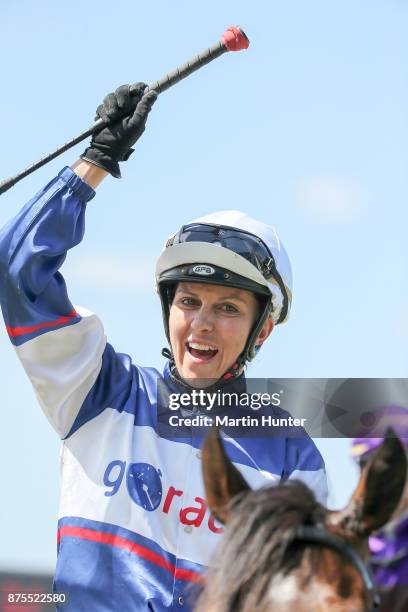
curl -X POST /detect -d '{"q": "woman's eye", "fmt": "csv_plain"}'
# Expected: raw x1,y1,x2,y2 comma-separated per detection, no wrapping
221,303,239,313
180,297,197,306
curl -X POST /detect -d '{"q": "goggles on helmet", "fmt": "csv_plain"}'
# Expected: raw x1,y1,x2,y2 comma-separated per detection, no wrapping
167,223,275,278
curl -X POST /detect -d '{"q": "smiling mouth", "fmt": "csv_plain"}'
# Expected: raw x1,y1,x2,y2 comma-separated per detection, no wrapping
186,341,219,362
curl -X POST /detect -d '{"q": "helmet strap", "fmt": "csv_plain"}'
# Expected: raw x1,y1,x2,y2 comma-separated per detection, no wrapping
161,347,172,360
222,360,243,380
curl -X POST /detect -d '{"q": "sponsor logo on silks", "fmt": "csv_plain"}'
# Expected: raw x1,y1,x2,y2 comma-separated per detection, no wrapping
192,265,215,276
127,463,163,511
103,460,223,534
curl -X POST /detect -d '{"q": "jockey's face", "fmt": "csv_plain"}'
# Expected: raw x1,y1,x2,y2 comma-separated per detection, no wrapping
169,281,273,385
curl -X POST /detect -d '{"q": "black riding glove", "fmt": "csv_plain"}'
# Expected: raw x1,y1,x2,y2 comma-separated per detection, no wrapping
81,83,157,178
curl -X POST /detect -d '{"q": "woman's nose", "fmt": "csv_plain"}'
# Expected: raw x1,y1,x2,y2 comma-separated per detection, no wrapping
190,306,214,333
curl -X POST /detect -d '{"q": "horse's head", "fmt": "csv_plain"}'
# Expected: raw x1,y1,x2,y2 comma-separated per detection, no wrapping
196,427,407,612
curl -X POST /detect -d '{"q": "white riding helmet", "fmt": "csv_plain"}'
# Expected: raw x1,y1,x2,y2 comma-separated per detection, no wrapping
156,210,292,375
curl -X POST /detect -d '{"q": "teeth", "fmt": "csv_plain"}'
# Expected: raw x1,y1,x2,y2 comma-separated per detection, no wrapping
189,342,217,351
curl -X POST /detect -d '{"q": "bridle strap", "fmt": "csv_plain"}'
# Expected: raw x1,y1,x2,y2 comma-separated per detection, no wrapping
295,526,380,611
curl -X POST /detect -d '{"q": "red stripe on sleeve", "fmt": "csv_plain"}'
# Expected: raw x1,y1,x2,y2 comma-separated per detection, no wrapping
6,310,78,337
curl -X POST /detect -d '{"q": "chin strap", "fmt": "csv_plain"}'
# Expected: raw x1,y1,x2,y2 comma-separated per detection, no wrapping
161,347,172,360
222,360,242,380
161,346,243,382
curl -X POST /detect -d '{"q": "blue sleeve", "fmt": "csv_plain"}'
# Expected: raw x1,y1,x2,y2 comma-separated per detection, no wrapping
0,168,135,438
0,167,94,343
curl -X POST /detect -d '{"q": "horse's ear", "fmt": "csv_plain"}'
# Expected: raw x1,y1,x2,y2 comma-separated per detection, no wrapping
201,426,250,524
328,430,407,537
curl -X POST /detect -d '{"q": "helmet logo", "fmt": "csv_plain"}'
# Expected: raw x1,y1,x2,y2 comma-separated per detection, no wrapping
192,265,215,276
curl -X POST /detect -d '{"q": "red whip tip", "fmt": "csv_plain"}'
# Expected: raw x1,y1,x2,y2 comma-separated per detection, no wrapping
222,26,250,52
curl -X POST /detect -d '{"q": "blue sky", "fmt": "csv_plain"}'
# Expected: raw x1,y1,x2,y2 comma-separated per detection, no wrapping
0,1,407,572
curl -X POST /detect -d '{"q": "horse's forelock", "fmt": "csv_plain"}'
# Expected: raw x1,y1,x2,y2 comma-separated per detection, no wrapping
196,481,326,611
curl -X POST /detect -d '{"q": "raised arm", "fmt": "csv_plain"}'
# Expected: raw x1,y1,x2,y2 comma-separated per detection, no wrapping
0,84,157,438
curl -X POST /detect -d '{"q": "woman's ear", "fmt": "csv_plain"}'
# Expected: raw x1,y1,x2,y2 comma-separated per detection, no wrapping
256,316,274,347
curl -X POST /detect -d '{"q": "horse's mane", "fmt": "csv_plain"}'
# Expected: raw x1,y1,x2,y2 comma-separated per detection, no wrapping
195,480,326,612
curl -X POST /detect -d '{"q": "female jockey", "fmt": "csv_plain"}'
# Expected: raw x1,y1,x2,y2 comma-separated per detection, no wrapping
0,84,327,611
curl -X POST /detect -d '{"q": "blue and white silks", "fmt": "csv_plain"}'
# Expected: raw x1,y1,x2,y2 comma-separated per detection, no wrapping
0,168,327,611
